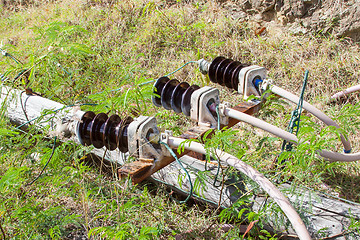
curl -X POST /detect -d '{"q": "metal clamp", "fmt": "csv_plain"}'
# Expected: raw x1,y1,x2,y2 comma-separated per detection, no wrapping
128,116,170,163
190,86,228,128
260,78,273,92
238,66,267,100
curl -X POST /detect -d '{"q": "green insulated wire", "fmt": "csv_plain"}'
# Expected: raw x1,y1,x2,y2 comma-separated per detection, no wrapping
282,70,309,152
213,105,222,187
140,60,198,86
164,61,198,77
159,140,193,204
287,70,309,135
0,48,22,64
0,73,9,82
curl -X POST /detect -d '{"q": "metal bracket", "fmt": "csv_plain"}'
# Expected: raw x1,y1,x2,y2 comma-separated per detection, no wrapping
127,116,163,160
160,130,173,145
260,78,273,101
127,116,170,163
128,116,148,157
238,66,267,100
190,86,228,128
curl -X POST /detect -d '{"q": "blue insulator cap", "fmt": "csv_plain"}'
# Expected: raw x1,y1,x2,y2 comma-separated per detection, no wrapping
254,78,263,88
344,149,352,154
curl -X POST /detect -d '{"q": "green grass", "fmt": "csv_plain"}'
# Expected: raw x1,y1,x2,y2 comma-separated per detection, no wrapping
0,0,360,239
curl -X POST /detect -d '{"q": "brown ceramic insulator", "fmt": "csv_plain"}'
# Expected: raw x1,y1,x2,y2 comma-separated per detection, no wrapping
223,61,241,89
153,77,200,116
161,79,180,110
181,85,200,116
208,56,225,83
90,113,108,149
208,56,250,91
78,111,96,146
152,76,170,107
215,58,232,86
103,114,121,151
171,82,190,113
230,64,243,91
77,111,133,152
117,116,133,153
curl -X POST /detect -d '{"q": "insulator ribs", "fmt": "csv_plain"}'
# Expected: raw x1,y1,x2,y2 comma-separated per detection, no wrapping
152,76,200,116
77,111,133,152
208,56,250,91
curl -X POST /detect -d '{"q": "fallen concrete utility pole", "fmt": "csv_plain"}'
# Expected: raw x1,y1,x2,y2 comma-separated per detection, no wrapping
0,84,359,239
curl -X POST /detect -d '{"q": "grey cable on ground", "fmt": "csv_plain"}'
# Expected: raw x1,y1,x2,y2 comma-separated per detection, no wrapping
270,84,351,153
223,106,360,162
166,136,312,240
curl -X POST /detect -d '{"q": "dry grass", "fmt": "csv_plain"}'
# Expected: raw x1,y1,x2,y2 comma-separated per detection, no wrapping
0,0,359,239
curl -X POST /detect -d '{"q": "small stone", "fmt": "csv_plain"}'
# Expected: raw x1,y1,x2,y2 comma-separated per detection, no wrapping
254,13,263,21
289,23,308,35
231,11,247,20
242,0,252,10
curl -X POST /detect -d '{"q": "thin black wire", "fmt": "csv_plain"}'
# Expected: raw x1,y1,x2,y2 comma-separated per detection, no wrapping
19,91,32,126
26,136,57,186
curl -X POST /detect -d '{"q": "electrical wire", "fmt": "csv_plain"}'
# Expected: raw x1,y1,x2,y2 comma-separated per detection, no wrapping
25,136,57,186
0,73,9,82
0,47,23,65
19,91,32,125
223,106,360,162
282,70,308,152
331,84,360,100
167,136,312,240
270,84,352,153
164,61,198,77
159,140,193,204
212,105,222,187
0,48,25,85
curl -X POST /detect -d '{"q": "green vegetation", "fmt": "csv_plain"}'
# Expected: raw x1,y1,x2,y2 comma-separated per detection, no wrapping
0,0,359,239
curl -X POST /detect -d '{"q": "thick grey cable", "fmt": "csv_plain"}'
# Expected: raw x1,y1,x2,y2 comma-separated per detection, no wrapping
270,85,351,152
224,107,360,162
331,84,360,99
224,107,298,143
166,136,312,240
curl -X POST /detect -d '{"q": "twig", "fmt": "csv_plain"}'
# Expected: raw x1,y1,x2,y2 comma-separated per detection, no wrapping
317,230,347,240
0,220,6,240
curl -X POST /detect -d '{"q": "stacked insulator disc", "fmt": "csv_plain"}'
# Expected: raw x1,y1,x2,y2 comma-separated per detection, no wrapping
152,76,200,116
208,56,250,91
77,111,133,152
